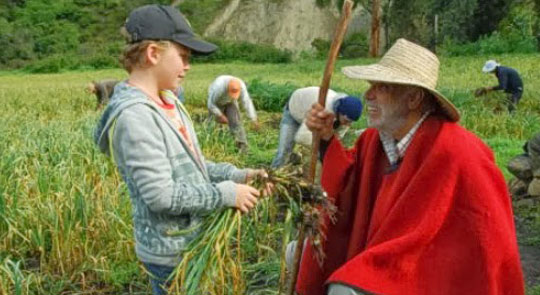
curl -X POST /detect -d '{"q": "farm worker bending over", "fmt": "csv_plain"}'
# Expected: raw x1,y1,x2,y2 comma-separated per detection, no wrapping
93,5,271,295
207,75,259,152
475,60,524,113
271,87,362,168
88,80,183,110
294,39,524,295
86,79,119,110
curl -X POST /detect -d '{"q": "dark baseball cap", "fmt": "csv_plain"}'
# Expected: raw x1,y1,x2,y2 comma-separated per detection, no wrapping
125,5,217,55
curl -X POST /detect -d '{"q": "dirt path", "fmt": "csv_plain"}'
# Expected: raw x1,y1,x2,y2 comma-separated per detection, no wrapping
520,243,540,287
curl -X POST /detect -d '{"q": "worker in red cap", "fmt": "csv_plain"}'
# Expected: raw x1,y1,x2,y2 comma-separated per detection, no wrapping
207,75,259,151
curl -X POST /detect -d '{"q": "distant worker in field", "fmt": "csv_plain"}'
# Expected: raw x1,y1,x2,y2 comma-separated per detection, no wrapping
86,79,119,110
475,60,524,113
207,75,259,152
94,5,271,295
271,87,362,168
294,39,524,295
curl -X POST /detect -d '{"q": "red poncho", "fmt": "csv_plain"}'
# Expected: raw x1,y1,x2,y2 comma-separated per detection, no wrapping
296,116,524,295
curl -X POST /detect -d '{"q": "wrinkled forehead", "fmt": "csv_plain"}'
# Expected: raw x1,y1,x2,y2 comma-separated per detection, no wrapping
367,81,419,92
368,81,399,88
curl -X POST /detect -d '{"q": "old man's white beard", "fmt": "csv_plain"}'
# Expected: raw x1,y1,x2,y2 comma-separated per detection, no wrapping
367,103,409,136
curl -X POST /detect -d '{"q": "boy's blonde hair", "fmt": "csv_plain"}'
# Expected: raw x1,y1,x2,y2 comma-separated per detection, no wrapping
119,27,171,72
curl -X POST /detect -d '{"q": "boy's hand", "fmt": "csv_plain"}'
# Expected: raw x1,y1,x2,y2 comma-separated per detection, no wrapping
246,169,268,181
305,103,335,140
246,169,274,197
235,184,260,213
217,115,229,124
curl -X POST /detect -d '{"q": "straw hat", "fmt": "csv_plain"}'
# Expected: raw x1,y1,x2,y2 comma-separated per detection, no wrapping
342,38,460,122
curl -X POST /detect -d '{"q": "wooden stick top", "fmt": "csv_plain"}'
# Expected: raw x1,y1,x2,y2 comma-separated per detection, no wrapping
308,0,354,184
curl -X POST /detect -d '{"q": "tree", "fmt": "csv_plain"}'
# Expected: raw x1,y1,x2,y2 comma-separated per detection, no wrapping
369,0,381,56
466,0,513,41
387,0,433,46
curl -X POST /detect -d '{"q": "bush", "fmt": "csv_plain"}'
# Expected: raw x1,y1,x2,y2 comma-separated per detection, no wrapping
341,33,369,58
311,32,369,59
442,2,538,56
85,53,119,69
247,79,299,112
310,38,331,59
441,31,537,56
193,39,292,64
24,54,80,73
23,51,120,73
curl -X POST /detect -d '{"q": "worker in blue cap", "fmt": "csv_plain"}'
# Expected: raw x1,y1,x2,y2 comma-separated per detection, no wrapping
271,86,362,168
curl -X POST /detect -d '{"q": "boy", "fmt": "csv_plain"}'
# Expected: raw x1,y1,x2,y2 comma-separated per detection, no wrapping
94,5,269,295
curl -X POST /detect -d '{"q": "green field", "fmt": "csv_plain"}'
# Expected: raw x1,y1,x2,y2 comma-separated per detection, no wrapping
1,54,540,294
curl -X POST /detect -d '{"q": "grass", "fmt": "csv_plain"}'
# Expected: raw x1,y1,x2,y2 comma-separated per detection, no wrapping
0,54,539,294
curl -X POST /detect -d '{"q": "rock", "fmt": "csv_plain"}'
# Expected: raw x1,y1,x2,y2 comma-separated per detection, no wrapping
526,132,540,177
528,178,540,197
204,0,378,53
507,154,533,181
508,178,529,199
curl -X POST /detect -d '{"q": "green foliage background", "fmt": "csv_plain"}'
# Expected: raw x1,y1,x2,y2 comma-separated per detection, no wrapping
0,0,539,72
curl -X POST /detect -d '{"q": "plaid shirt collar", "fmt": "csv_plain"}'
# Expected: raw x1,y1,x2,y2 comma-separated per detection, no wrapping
380,111,432,166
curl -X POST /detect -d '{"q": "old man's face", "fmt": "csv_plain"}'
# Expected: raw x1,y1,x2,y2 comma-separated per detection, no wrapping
364,82,409,135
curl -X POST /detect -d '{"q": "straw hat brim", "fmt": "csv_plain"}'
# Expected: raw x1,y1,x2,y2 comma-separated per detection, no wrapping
343,64,460,122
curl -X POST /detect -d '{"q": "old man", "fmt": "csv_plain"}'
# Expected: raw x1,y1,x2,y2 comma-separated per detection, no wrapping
295,39,524,295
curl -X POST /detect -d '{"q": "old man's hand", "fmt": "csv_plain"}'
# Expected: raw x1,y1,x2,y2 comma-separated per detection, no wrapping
305,103,335,141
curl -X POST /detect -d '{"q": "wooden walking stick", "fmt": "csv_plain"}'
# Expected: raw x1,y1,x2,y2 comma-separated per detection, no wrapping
286,1,354,294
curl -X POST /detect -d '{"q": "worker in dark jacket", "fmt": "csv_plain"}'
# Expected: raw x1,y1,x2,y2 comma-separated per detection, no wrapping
475,60,524,113
87,79,119,110
88,80,184,110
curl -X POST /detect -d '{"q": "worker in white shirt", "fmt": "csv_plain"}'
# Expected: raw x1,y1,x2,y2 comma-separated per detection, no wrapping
271,86,362,168
207,75,259,151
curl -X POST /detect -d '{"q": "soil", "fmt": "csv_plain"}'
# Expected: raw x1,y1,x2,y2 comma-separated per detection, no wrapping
515,214,540,288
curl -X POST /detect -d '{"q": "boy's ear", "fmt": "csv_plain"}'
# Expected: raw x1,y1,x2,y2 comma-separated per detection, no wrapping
145,43,161,66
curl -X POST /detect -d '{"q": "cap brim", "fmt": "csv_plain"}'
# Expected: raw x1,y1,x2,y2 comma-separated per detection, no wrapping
174,36,218,55
342,64,460,122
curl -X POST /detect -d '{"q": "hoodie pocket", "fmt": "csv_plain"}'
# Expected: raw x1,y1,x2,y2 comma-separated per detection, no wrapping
157,214,194,237
169,152,200,181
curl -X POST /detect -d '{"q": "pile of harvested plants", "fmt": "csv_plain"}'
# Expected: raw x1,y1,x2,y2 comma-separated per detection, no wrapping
168,164,336,294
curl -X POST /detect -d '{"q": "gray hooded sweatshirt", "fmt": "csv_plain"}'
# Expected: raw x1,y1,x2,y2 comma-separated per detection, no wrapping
95,81,247,267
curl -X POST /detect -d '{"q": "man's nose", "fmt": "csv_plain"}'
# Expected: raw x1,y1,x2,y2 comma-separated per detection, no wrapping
365,87,376,101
